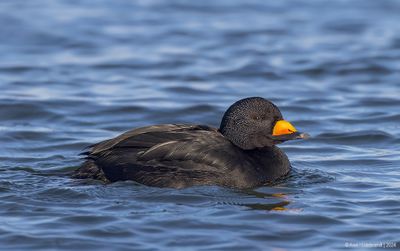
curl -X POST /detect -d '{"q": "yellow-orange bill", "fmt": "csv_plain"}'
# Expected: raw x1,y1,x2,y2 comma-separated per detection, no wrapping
272,120,297,136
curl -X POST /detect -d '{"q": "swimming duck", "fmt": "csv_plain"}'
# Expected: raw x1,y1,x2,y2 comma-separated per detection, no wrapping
73,97,308,188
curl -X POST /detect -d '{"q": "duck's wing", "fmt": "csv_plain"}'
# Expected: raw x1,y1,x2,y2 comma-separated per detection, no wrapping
80,124,247,188
88,124,197,155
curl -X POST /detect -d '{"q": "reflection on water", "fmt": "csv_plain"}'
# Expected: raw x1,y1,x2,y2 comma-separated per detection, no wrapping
1,0,400,250
240,190,291,211
244,201,291,212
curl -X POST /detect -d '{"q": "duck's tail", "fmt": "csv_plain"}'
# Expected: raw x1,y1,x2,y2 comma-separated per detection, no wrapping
72,160,109,182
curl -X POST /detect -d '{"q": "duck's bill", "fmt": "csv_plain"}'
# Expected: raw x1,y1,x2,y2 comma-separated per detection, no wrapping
271,120,310,142
272,131,310,142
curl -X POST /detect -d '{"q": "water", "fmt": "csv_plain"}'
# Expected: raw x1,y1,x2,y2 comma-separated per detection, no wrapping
1,0,400,250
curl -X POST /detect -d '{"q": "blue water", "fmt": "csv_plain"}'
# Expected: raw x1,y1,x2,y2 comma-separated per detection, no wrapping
1,0,400,250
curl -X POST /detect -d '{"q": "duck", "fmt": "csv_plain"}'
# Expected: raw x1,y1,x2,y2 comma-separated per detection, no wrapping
73,97,308,188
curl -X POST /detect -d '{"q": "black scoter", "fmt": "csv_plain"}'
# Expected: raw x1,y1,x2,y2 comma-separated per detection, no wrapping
73,97,308,188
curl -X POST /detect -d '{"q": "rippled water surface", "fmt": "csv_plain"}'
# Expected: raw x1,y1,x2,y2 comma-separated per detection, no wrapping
1,0,400,250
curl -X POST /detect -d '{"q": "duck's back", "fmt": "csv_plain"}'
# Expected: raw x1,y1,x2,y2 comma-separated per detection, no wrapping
73,124,290,188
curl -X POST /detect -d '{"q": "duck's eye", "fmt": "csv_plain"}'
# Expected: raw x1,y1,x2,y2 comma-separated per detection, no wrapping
253,115,261,120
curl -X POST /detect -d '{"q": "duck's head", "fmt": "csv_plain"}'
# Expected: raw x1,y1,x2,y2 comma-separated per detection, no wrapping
219,97,309,150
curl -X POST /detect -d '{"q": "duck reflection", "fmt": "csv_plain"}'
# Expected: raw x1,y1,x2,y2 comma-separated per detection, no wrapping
239,189,298,212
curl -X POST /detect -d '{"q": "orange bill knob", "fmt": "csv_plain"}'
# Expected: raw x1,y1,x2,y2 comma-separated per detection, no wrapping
272,120,297,136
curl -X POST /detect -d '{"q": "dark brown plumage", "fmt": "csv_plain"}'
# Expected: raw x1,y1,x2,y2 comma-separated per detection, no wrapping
73,97,307,188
